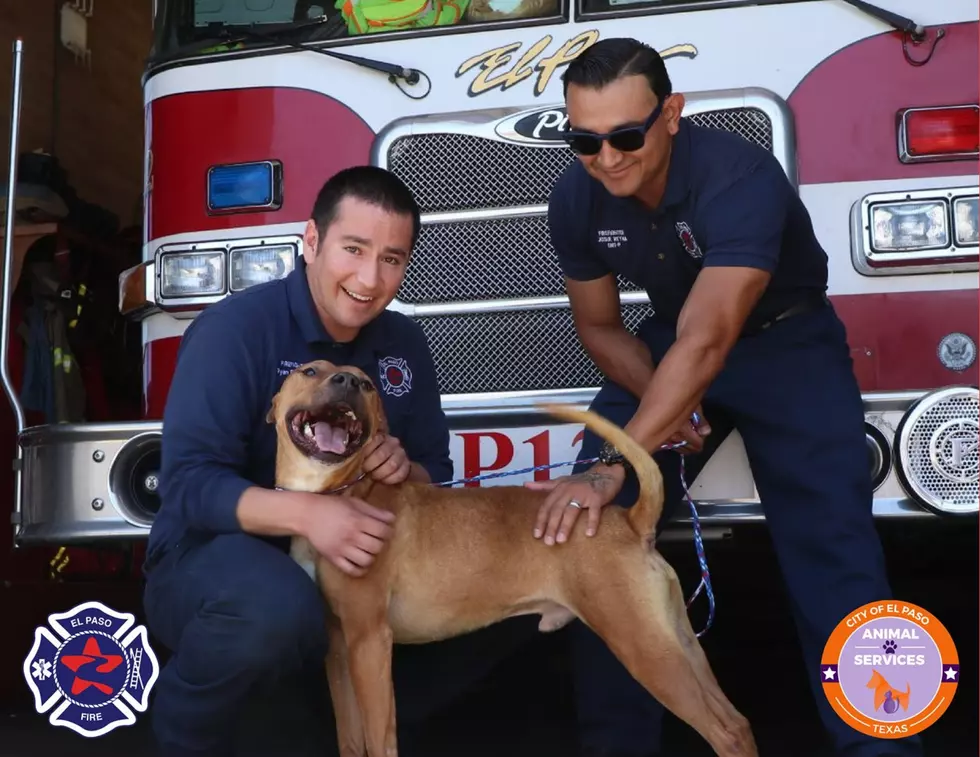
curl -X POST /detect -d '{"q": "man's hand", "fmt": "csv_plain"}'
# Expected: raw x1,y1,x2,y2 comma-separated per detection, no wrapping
525,463,627,545
362,434,412,484
666,404,712,454
300,493,396,578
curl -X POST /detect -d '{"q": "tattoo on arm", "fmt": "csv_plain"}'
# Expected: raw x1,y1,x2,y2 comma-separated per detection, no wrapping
577,470,616,493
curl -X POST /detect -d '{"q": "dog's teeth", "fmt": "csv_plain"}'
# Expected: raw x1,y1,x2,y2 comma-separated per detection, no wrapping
303,422,314,438
345,410,356,421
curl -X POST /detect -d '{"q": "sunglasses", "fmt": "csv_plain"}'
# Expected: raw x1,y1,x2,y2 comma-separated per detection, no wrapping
561,98,665,156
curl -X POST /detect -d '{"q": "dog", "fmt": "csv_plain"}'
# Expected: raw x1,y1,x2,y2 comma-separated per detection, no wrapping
266,359,757,757
866,669,911,714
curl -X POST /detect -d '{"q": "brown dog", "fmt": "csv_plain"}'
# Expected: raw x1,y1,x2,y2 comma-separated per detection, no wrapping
266,359,757,757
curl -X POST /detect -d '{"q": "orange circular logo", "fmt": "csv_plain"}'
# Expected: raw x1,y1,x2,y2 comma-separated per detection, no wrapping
821,600,959,738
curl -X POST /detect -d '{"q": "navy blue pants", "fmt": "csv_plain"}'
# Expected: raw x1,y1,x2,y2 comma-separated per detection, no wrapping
567,304,923,757
143,532,540,756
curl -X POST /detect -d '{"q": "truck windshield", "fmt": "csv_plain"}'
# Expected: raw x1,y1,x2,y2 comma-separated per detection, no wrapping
151,0,564,61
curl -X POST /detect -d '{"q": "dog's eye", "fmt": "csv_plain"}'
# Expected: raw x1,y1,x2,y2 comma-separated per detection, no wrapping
362,379,375,392
303,367,316,377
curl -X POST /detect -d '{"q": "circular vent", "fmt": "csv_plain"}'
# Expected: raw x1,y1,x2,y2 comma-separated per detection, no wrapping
895,386,978,516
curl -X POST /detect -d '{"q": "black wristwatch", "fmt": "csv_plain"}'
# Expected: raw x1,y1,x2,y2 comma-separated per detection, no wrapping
598,441,631,471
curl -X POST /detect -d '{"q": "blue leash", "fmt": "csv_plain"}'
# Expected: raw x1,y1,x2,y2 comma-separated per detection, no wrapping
432,436,717,638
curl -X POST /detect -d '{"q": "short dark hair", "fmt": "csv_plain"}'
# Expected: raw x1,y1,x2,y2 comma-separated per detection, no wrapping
310,166,421,249
562,38,672,103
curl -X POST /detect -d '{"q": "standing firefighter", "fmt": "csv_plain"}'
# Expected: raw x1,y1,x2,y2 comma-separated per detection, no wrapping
529,38,919,757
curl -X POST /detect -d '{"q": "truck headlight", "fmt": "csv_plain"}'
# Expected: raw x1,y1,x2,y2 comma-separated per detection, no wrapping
158,251,226,299
230,245,296,292
953,196,978,247
870,200,949,252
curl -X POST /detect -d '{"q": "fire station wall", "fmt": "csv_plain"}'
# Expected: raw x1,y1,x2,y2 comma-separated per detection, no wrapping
0,0,152,225
0,2,153,711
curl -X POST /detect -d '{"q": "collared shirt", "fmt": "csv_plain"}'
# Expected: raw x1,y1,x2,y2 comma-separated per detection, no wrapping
146,258,453,564
548,117,829,331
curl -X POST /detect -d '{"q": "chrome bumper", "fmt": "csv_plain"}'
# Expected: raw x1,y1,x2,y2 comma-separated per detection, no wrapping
9,387,977,547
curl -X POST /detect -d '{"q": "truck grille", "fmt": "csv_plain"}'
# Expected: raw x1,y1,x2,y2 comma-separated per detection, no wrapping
399,213,641,304
382,104,778,396
387,108,773,215
417,303,655,396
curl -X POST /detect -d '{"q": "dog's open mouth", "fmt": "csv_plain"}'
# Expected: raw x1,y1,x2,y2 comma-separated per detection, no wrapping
287,403,366,461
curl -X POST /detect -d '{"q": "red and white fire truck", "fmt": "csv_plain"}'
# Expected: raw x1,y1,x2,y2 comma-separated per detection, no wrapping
3,0,978,550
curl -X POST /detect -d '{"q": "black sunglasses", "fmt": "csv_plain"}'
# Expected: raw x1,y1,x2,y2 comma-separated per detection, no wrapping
562,98,666,156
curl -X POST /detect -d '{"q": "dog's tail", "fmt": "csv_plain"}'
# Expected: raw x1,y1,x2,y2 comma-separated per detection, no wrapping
539,403,664,540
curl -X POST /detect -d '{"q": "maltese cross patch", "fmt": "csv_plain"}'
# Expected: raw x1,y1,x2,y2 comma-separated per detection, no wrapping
675,221,703,260
23,600,160,738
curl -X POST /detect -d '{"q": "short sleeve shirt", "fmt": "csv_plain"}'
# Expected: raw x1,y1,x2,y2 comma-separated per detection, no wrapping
547,117,829,331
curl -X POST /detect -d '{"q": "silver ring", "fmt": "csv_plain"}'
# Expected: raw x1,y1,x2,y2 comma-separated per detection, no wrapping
567,500,582,509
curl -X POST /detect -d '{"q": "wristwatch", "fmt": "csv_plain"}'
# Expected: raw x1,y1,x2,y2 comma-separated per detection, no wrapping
598,441,632,471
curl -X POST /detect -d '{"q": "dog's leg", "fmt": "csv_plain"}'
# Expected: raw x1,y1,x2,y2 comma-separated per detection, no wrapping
343,615,397,757
573,551,757,757
325,620,366,757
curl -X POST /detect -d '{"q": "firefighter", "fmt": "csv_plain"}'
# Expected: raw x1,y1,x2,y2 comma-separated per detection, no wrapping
141,167,518,756
530,38,921,757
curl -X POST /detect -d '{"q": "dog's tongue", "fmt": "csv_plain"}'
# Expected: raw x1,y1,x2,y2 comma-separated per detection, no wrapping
313,422,346,454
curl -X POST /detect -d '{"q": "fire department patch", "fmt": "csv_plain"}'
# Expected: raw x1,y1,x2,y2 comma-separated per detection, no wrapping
675,221,703,260
378,356,413,397
23,601,159,738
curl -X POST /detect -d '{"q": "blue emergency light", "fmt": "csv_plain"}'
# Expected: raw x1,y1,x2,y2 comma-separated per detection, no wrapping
207,161,282,213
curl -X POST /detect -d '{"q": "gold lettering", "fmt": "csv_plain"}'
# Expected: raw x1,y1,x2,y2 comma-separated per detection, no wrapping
533,30,599,97
458,32,698,98
456,42,524,95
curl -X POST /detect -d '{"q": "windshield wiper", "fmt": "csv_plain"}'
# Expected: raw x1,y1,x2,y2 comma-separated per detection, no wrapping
840,0,924,40
839,0,947,66
154,15,430,99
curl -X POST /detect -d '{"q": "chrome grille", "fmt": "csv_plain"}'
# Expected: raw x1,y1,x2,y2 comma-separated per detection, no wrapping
900,389,979,513
399,213,642,304
417,304,654,395
386,108,773,214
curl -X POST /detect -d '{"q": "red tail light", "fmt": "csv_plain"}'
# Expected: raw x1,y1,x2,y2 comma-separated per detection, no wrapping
899,105,979,163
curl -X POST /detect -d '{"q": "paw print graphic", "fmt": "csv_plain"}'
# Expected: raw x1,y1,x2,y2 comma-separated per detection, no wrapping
882,640,898,654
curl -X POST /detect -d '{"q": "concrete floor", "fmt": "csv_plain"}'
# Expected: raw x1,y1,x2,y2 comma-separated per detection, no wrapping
1,521,976,757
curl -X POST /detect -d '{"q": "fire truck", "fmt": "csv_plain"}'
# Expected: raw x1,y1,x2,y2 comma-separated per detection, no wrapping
2,0,978,552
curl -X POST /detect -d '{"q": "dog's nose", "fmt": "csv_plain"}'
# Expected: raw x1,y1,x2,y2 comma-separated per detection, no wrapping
330,371,362,390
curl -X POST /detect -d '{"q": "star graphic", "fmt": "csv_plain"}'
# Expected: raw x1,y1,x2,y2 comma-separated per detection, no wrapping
944,666,959,681
822,666,837,681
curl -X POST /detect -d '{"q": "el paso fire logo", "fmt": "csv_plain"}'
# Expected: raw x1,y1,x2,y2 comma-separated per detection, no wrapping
23,601,159,737
821,600,959,738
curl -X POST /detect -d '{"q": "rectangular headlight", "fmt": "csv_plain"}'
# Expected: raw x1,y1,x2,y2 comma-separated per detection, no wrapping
953,196,978,247
869,200,949,252
158,251,226,299
229,245,296,292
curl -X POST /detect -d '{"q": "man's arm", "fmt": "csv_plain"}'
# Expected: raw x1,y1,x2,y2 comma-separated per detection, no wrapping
549,168,655,399
623,161,789,452
158,309,310,538
400,324,454,485
567,275,655,399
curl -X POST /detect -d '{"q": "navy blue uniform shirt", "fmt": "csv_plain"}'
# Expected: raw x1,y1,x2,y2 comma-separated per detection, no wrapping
146,258,453,566
548,117,829,331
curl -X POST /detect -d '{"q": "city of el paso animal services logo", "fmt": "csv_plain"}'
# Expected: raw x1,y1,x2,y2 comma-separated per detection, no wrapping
821,600,959,739
23,601,160,737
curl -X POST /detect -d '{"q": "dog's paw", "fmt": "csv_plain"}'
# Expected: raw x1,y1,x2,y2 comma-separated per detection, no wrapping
882,639,898,654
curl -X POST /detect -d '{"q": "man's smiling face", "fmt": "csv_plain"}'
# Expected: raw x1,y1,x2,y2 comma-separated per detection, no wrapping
303,195,413,342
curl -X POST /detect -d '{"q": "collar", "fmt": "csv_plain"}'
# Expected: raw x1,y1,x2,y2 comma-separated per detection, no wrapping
285,258,396,359
659,117,693,210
